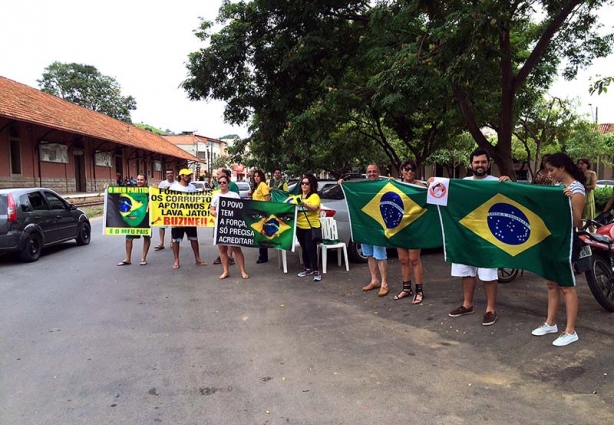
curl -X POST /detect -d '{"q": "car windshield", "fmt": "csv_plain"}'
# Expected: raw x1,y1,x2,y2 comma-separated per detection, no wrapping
320,185,344,200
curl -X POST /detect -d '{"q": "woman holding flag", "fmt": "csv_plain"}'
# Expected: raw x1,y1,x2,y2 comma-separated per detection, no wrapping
532,153,585,346
394,159,427,304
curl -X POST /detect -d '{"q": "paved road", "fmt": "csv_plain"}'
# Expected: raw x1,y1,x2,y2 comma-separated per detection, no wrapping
0,217,613,425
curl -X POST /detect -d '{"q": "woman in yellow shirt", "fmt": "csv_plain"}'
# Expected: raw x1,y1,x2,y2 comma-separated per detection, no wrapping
252,170,271,263
295,174,322,282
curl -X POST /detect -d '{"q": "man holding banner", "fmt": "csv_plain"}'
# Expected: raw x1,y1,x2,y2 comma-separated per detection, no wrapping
169,169,207,269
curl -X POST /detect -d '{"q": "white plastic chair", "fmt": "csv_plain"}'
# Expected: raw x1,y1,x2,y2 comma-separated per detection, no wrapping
278,234,302,273
319,217,349,273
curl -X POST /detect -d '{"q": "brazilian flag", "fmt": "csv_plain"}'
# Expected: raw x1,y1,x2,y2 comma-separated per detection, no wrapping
342,180,442,249
271,189,293,204
439,180,574,286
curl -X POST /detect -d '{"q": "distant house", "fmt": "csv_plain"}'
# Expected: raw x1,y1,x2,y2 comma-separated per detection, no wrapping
163,133,229,177
0,76,198,192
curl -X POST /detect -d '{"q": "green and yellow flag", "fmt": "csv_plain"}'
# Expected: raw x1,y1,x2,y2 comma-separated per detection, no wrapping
342,180,442,249
439,180,574,285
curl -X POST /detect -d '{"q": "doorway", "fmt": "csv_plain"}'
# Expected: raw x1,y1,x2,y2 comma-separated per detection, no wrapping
74,154,86,192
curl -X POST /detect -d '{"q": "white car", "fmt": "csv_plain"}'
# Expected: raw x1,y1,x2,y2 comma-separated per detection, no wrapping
189,181,212,192
596,180,614,188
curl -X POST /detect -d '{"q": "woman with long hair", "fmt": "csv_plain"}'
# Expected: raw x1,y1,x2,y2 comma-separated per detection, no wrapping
576,158,596,222
394,159,427,304
531,153,585,346
532,154,555,186
252,169,271,264
295,173,322,282
211,176,249,280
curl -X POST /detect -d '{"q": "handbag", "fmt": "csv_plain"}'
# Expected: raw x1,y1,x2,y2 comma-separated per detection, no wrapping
300,195,322,243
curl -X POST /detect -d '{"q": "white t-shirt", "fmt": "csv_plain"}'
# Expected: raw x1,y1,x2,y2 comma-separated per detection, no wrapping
211,191,241,210
463,175,499,181
158,179,175,190
169,182,195,193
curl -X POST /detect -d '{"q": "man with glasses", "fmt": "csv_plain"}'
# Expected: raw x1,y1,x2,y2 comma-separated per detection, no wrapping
154,168,176,251
169,169,207,269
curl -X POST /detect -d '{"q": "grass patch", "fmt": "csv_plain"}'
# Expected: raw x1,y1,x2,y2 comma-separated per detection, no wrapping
83,205,104,218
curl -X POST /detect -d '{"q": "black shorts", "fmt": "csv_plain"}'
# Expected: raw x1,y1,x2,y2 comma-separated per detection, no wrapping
171,227,198,242
126,235,151,240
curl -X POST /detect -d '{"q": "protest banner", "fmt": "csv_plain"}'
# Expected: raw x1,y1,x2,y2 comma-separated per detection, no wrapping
103,186,151,236
148,186,217,227
213,197,297,250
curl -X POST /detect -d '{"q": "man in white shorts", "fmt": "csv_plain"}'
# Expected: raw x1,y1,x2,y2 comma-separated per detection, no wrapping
434,148,510,326
154,168,175,251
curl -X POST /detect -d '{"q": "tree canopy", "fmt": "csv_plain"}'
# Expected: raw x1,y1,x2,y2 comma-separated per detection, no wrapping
38,62,137,122
183,1,613,176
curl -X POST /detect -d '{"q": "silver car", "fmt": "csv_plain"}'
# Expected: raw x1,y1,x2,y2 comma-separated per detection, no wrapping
235,181,251,199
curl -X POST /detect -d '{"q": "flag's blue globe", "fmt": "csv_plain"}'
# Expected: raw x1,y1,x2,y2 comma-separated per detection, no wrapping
487,203,530,245
263,217,281,237
379,192,404,229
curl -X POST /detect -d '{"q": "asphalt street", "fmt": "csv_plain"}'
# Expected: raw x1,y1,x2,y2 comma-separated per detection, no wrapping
0,217,613,425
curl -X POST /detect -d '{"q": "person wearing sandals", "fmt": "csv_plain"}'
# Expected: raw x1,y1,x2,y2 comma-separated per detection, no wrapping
211,176,249,280
394,159,427,304
339,164,390,296
295,173,322,282
531,153,585,346
153,168,176,251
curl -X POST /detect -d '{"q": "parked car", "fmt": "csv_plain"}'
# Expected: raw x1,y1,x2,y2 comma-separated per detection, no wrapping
235,181,251,199
288,179,339,194
319,182,368,263
189,181,212,192
0,188,91,262
596,179,614,188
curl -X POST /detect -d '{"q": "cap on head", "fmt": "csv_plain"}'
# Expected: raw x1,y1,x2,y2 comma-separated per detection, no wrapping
179,168,192,176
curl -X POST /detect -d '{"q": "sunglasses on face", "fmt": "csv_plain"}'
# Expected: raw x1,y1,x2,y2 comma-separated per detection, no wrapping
404,166,416,172
301,181,310,185
219,181,228,185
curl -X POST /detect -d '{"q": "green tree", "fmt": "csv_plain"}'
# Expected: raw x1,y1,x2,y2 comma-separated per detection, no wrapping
38,61,137,122
411,0,613,178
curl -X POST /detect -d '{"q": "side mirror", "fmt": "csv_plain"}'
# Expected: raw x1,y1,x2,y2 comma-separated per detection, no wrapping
69,203,77,210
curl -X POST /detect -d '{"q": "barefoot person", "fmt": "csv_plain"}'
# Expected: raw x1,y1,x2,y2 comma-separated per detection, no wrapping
169,169,206,269
211,175,249,279
394,159,427,304
531,153,585,346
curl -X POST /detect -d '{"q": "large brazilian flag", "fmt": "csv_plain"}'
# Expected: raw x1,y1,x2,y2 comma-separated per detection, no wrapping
341,179,442,249
439,180,574,286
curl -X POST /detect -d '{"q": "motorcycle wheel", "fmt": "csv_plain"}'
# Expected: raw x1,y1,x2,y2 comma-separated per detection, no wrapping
497,268,519,283
584,253,614,312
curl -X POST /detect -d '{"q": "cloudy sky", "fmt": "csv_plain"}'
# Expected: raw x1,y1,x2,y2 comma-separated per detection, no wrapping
0,1,612,140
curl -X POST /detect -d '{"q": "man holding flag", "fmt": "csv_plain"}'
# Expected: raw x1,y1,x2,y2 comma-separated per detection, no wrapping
430,148,510,326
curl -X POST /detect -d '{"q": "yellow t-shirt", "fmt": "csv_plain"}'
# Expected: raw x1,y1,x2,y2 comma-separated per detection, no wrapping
296,193,321,229
252,182,270,201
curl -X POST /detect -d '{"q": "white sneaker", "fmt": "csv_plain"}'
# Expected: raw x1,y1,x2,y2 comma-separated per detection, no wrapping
531,323,558,336
552,332,579,347
313,271,321,282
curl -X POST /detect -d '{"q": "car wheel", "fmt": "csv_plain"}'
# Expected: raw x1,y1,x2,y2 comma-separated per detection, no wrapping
348,240,368,263
20,233,42,262
76,222,91,246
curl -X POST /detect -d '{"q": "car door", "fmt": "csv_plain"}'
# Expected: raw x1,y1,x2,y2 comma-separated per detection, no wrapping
43,190,78,241
24,190,57,243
